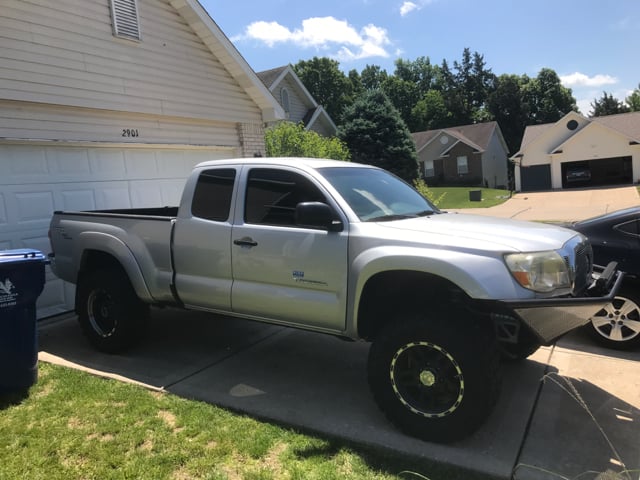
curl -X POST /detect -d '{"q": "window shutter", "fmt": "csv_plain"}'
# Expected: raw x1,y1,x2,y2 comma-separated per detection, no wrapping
110,0,141,40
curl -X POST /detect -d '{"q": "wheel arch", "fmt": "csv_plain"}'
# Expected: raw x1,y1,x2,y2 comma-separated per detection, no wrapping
356,270,480,341
74,236,153,307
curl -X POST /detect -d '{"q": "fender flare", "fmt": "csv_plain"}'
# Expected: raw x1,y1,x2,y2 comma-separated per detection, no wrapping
75,231,153,302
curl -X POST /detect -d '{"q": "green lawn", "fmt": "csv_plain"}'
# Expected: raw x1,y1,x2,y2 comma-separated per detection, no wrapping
0,363,483,480
429,187,512,209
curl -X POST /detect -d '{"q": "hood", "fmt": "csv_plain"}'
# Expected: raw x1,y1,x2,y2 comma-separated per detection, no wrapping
372,212,580,252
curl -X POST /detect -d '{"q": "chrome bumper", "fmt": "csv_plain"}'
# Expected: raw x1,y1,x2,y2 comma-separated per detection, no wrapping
500,262,624,345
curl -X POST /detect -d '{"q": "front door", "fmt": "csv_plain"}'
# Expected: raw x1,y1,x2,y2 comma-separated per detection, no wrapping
231,167,349,332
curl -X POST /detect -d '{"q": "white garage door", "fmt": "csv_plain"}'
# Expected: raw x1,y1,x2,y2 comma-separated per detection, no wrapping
0,144,234,318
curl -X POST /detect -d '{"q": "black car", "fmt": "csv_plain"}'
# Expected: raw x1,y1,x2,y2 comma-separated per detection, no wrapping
570,207,640,349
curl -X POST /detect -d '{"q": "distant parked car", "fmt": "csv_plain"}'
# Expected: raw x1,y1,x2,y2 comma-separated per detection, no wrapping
565,166,591,183
569,207,640,349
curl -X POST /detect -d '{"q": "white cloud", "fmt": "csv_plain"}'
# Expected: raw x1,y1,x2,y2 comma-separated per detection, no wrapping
235,16,391,61
400,2,418,16
399,0,434,17
560,72,618,88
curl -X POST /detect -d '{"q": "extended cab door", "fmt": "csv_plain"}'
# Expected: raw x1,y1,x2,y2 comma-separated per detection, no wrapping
231,166,349,332
172,167,238,310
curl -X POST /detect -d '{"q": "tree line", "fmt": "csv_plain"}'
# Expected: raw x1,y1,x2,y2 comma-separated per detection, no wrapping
291,50,640,155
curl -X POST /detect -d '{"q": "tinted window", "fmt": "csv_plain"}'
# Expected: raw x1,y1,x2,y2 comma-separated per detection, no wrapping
191,169,236,221
245,169,326,226
615,220,640,237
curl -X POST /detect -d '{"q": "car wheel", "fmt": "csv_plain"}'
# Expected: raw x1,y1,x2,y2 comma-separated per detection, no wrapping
367,313,501,443
77,269,149,353
588,282,640,350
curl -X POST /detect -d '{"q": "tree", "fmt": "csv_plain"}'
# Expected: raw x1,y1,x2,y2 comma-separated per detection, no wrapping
381,76,420,128
625,84,640,112
453,48,496,122
487,74,530,154
590,91,631,117
265,122,350,161
338,90,418,181
293,57,352,123
360,64,388,91
410,89,449,132
522,68,577,123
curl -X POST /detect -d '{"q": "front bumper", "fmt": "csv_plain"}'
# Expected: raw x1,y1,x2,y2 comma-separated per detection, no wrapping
498,262,624,345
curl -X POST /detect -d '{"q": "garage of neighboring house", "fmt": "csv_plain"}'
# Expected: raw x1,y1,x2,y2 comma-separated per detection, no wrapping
513,112,640,192
0,0,284,318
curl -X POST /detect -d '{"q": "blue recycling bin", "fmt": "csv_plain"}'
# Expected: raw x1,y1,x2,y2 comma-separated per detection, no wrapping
0,249,46,393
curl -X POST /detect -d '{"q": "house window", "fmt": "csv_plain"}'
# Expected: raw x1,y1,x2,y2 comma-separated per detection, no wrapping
110,0,141,41
281,88,291,113
424,160,435,177
457,156,468,174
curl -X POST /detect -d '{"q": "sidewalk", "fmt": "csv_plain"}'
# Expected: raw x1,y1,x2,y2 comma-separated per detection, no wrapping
449,186,639,222
37,310,640,480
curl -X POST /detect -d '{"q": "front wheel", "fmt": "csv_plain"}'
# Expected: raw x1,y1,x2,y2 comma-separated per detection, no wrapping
76,269,149,353
367,314,501,443
588,282,640,350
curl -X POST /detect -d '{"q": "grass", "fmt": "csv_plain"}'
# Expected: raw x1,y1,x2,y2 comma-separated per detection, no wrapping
0,363,480,480
429,187,512,209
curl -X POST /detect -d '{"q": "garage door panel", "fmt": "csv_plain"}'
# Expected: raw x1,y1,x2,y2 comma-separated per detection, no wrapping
15,191,55,223
36,276,69,319
48,148,91,176
60,189,96,211
130,181,164,207
89,149,127,176
124,150,159,176
95,183,133,210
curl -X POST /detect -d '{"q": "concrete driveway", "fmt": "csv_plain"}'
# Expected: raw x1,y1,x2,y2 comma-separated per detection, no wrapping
449,185,639,222
38,308,640,480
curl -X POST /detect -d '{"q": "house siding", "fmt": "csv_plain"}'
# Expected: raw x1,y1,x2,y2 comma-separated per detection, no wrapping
481,133,508,188
0,0,262,124
0,100,241,149
273,76,310,124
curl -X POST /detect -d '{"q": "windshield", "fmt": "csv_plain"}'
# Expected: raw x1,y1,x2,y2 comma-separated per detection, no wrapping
319,166,438,221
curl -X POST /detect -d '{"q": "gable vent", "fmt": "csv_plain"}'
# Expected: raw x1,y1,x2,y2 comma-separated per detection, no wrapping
110,0,141,40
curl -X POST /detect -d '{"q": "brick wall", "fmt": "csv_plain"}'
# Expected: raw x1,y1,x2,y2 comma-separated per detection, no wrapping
237,122,266,157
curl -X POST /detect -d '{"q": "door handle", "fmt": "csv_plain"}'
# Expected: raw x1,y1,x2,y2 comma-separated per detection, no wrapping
233,237,258,247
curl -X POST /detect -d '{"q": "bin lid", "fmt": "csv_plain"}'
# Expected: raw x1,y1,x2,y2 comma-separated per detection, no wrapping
0,249,46,264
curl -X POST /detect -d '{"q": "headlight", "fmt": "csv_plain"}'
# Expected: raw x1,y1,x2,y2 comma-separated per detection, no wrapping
505,251,570,293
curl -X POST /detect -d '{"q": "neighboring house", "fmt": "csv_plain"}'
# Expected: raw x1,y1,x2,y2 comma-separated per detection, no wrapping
256,65,338,137
513,111,640,192
412,122,509,188
0,0,284,318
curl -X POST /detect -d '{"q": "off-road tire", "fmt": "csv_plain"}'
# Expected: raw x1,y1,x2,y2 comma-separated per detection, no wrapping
367,312,501,443
588,281,640,350
77,269,149,353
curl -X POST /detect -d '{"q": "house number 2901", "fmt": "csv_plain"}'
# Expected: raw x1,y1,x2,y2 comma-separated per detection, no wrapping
122,129,139,137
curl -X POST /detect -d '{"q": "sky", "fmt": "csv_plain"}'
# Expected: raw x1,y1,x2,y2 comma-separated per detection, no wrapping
199,0,640,116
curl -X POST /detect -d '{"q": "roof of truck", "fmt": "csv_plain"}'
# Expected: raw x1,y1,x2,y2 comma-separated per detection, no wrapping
194,157,371,170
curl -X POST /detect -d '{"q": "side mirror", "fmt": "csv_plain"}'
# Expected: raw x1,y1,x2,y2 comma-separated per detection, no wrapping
295,202,343,232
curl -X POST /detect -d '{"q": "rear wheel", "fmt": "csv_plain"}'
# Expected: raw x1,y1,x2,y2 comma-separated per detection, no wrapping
77,269,149,353
588,282,640,350
367,312,501,443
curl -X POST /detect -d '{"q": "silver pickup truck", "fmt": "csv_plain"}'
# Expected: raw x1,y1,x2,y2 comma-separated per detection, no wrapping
49,157,621,443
